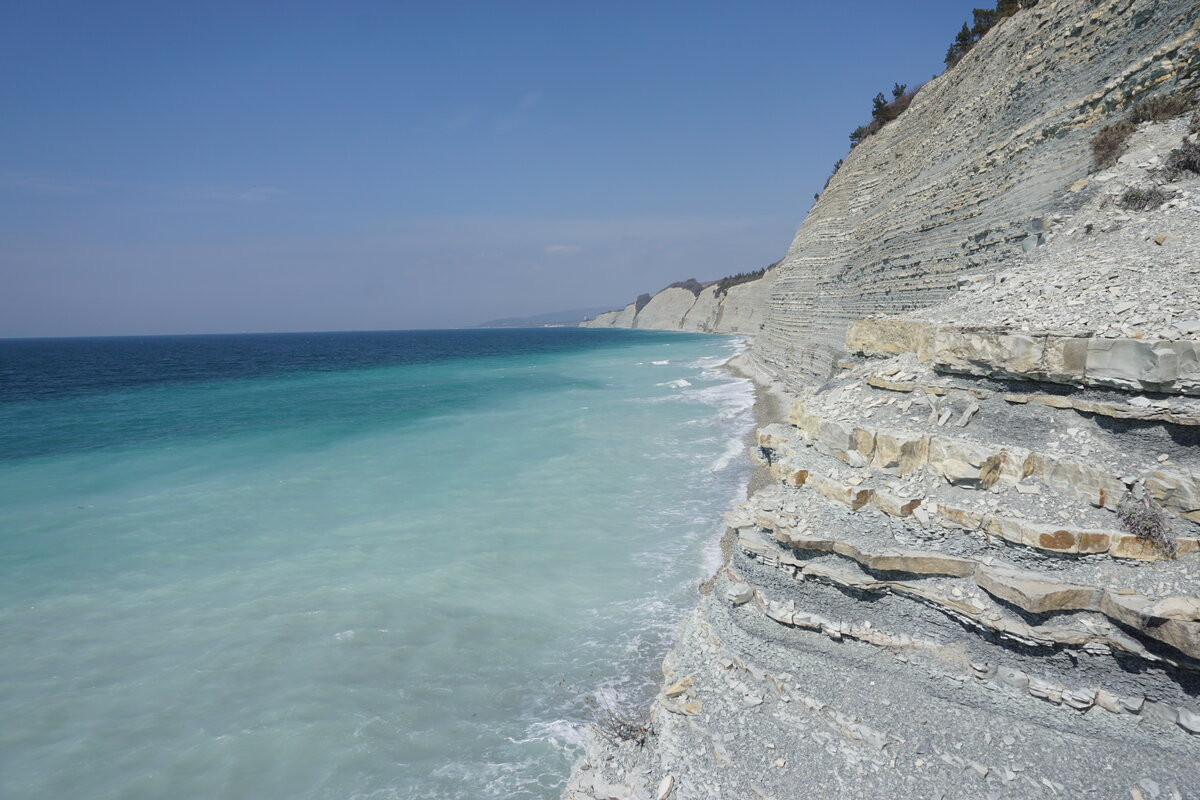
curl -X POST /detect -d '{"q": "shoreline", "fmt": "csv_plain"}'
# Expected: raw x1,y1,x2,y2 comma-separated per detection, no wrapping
722,349,791,498
566,341,792,799
705,347,791,590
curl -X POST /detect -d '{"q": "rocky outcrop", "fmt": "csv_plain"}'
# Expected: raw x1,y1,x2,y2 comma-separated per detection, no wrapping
679,286,721,332
584,308,621,328
713,273,775,334
585,294,651,328
567,2,1200,797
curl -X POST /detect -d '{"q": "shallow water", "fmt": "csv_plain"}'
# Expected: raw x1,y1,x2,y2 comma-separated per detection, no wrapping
0,328,753,800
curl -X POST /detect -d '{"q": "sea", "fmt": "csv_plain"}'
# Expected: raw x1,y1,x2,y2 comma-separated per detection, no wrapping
0,328,755,800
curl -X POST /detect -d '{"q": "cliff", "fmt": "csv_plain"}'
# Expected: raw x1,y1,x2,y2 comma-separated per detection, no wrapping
589,0,1198,361
753,0,1199,387
580,268,778,335
569,2,1200,798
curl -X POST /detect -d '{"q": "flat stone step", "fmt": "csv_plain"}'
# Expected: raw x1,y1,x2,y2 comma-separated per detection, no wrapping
1003,390,1200,426
758,444,1197,560
861,371,1200,427
847,317,1200,397
775,402,1200,527
733,526,1200,663
722,568,1200,734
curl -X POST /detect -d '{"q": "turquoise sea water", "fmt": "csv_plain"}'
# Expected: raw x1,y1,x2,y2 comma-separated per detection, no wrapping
0,329,753,800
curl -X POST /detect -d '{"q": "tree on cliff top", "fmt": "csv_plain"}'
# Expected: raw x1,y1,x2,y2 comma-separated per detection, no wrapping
944,1,1035,67
850,83,920,147
944,22,976,66
665,278,705,296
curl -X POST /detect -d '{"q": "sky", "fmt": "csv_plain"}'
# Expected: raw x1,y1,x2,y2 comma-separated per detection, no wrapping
1,0,977,336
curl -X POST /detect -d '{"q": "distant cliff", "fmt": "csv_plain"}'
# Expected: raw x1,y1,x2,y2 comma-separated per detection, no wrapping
580,265,778,334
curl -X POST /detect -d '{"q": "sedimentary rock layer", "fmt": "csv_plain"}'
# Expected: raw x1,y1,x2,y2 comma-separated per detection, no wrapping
752,0,1199,385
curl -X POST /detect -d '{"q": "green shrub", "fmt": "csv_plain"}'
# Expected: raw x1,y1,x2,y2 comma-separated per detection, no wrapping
849,85,920,147
822,158,844,191
665,278,706,296
943,1,1033,67
714,263,776,296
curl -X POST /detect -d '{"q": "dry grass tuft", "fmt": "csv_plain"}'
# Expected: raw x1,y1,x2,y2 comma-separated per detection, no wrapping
1161,139,1200,180
590,693,653,748
1117,185,1169,210
1117,496,1177,558
1092,120,1138,169
1091,88,1197,169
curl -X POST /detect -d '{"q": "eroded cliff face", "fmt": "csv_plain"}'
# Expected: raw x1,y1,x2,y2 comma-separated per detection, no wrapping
580,269,778,335
567,2,1200,798
633,287,702,330
753,0,1200,386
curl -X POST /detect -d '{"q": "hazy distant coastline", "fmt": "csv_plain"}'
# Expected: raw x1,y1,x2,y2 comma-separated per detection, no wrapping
471,306,620,328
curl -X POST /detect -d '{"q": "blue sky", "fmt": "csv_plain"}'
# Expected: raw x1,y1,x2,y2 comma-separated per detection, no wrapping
2,0,975,336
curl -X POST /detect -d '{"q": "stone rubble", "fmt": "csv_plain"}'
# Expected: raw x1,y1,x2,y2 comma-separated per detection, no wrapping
917,119,1200,342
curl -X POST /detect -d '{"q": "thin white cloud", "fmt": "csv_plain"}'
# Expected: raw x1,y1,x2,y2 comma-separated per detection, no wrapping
173,186,287,203
493,91,544,133
444,108,480,131
493,115,526,133
0,172,111,196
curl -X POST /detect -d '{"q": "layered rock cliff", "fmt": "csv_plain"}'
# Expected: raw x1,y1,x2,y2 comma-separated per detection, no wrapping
568,1,1200,798
752,0,1199,387
581,268,777,335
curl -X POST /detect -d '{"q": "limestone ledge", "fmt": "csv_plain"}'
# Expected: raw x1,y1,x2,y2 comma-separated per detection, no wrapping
848,317,1200,397
733,519,1200,663
1002,391,1200,427
724,568,1200,736
857,369,1200,427
776,398,1200,527
753,445,1200,560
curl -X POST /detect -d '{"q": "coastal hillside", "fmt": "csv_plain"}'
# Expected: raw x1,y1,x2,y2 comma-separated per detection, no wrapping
590,0,1198,373
581,266,777,334
752,0,1198,386
475,307,619,328
569,1,1200,797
